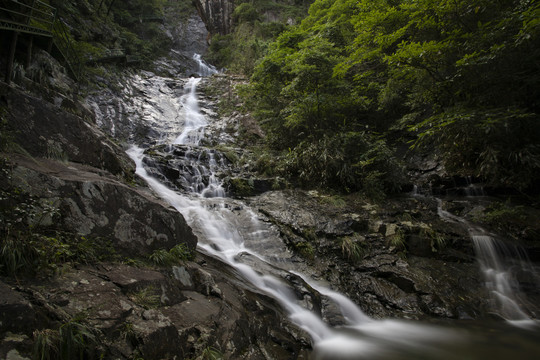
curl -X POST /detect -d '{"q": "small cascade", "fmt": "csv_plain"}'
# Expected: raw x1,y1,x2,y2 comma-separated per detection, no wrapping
471,233,533,323
174,77,206,145
192,53,218,76
464,176,485,197
437,201,536,325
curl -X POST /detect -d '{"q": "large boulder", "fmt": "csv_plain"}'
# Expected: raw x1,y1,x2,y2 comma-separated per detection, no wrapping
9,155,197,257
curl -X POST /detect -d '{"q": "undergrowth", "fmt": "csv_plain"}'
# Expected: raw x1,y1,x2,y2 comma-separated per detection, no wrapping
0,158,116,278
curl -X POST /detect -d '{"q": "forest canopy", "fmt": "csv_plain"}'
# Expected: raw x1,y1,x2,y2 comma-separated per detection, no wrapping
245,0,540,193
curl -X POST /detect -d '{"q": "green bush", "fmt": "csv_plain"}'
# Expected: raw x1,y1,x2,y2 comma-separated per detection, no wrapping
411,108,540,190
233,3,259,24
282,132,404,197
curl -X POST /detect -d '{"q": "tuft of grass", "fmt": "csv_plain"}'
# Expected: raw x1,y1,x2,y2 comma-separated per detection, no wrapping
201,346,223,360
130,286,161,309
0,235,39,276
420,228,446,253
119,321,137,343
388,228,406,250
319,194,347,208
295,241,315,260
339,235,365,262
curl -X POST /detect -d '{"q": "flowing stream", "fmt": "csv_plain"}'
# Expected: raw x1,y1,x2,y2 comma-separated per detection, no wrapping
436,201,536,326
117,54,540,359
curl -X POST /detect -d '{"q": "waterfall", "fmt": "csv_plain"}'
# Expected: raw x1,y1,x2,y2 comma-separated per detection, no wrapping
116,54,540,358
173,77,206,145
124,61,473,359
193,53,218,76
471,233,533,324
437,201,536,325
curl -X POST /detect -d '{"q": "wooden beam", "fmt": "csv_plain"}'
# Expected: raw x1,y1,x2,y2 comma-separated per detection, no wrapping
5,31,19,84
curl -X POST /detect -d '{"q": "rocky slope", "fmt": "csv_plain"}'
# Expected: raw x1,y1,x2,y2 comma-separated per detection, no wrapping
0,34,309,360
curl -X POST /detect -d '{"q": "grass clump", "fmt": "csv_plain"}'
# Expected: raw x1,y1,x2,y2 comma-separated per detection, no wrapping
339,234,365,262
294,241,315,260
129,286,161,309
201,346,223,360
420,227,446,253
148,243,194,266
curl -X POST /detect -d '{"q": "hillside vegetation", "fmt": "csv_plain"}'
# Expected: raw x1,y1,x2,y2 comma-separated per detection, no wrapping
225,0,540,196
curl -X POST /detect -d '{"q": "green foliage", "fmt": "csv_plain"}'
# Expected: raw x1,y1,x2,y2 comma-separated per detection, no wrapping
227,177,254,197
33,329,59,360
295,241,315,260
130,286,161,309
411,108,540,190
201,346,223,360
388,228,405,250
339,234,364,262
207,0,311,74
419,227,446,253
248,0,540,193
281,132,404,197
119,321,136,343
169,242,194,261
148,243,194,266
318,194,346,208
473,200,529,235
233,3,260,24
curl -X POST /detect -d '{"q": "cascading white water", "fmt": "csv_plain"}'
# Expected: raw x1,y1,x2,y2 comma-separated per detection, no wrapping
124,61,484,359
174,77,206,145
193,53,218,77
103,51,540,358
437,201,535,325
472,234,533,324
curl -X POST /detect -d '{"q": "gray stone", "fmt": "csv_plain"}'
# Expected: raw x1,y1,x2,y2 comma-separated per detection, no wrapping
9,155,197,257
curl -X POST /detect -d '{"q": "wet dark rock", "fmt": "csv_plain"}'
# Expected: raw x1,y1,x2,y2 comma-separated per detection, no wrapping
252,189,492,320
1,83,132,178
0,282,43,336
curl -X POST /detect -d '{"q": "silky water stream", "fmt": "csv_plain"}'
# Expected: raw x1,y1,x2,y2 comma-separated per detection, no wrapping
436,201,537,326
116,55,540,359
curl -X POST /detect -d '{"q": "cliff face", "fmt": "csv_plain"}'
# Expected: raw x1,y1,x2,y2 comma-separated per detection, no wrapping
192,0,234,36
